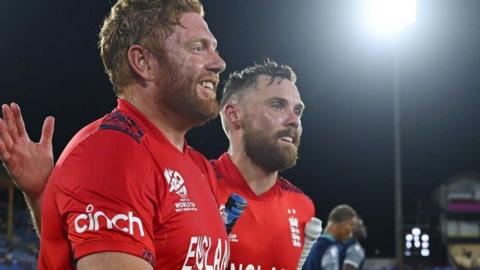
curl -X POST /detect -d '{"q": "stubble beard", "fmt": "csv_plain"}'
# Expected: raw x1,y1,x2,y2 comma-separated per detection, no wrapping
242,120,301,172
155,56,220,127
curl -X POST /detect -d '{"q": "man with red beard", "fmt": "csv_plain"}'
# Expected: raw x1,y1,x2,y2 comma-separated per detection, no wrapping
0,0,231,269
0,60,315,269
212,59,316,269
2,58,316,270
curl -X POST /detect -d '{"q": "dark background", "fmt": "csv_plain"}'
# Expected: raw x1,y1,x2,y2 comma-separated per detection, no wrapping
1,0,479,259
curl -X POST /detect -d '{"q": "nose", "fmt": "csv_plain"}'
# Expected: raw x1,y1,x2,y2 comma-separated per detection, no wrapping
206,51,226,74
286,109,301,129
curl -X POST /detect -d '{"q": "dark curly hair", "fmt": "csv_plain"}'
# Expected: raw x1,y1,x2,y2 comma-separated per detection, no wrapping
221,58,297,107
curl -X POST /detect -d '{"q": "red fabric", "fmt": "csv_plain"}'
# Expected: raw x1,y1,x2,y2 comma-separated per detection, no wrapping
212,153,316,270
39,99,229,269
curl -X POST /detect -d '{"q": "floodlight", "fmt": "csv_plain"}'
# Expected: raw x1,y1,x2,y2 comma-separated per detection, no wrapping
421,249,430,257
405,234,413,241
365,0,416,34
421,234,429,242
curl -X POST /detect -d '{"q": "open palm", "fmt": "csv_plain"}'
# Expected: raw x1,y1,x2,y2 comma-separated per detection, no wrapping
0,103,55,200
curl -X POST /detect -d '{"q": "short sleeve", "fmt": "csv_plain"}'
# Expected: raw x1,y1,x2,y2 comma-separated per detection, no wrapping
321,245,340,270
344,243,365,268
50,129,158,264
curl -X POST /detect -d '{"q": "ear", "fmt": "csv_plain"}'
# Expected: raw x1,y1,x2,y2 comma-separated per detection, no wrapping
127,45,155,81
223,103,242,130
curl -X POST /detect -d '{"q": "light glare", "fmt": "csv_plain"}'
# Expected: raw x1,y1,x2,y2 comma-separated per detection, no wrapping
421,234,429,242
421,249,430,257
365,0,416,34
412,227,421,236
405,234,413,241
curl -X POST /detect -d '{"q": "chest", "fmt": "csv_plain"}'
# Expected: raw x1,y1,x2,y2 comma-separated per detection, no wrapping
218,189,310,269
150,151,229,269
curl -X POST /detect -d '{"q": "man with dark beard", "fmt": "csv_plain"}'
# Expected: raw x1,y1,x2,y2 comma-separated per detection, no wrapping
2,58,316,269
0,1,230,269
211,59,316,269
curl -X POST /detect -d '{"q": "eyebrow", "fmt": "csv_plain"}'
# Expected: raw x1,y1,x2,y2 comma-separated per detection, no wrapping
295,102,305,110
269,97,305,109
188,36,218,49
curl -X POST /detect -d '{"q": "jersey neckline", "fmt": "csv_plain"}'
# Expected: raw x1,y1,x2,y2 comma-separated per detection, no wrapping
117,98,190,155
216,152,282,201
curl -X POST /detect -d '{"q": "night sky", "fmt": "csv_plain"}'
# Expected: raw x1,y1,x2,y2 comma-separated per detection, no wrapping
1,0,480,259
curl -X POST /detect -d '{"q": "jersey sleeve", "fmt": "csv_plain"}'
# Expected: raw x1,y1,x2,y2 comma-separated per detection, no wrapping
321,245,340,270
50,129,159,265
343,243,365,268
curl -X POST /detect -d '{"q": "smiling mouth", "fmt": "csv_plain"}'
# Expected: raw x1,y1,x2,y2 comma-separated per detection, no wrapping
279,136,295,144
200,80,215,90
197,79,218,99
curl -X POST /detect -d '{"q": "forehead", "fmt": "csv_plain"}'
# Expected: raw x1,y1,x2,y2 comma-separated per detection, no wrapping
167,12,217,46
248,75,302,102
346,217,358,227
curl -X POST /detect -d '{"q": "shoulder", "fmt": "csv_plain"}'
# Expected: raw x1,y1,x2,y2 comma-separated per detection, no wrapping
278,177,304,193
278,178,315,206
326,244,340,256
347,242,365,257
322,244,340,266
56,110,152,173
313,236,336,252
68,109,146,150
279,178,316,217
344,243,365,268
99,109,145,143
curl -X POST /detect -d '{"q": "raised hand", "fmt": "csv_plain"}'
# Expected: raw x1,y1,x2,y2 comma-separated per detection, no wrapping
0,103,55,201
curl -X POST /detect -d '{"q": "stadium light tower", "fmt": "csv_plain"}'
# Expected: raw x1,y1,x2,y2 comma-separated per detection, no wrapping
364,1,416,269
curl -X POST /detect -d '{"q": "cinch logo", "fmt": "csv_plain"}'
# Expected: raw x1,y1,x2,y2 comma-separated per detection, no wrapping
74,204,145,237
164,168,187,198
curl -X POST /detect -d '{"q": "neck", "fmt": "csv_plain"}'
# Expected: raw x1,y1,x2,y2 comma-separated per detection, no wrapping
324,224,340,241
122,92,191,152
228,145,278,195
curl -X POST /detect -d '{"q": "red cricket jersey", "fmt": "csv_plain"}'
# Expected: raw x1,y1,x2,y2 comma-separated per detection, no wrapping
212,153,316,270
39,99,229,269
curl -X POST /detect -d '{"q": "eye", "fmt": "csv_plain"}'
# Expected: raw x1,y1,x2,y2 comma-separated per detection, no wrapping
294,107,304,117
190,42,205,55
271,102,283,110
192,46,204,54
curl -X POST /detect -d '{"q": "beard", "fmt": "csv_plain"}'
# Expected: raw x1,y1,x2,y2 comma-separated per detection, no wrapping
242,122,301,172
154,55,220,127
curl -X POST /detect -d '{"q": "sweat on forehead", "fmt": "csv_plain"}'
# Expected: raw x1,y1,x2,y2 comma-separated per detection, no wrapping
99,0,204,95
220,59,297,106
